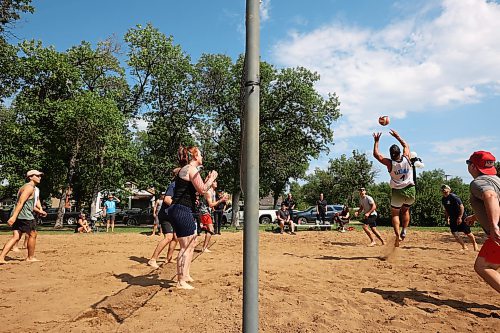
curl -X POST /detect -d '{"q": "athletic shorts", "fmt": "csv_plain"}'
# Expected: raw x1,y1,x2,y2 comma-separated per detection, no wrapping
160,220,174,234
200,213,213,226
168,204,197,238
362,215,377,227
449,221,471,234
106,213,116,221
478,238,500,265
12,219,36,234
391,185,416,208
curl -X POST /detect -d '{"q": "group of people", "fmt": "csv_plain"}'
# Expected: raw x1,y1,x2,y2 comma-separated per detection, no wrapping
1,132,498,293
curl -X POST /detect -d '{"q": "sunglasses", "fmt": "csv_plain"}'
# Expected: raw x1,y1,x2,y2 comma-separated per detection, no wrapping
466,160,472,165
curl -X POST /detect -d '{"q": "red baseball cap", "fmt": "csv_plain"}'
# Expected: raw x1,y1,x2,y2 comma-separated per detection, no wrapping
468,151,497,175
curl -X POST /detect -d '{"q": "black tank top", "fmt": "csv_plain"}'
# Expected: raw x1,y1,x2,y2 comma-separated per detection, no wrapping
172,175,196,210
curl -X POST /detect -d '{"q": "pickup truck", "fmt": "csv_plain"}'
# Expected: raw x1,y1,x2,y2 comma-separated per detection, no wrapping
222,206,278,225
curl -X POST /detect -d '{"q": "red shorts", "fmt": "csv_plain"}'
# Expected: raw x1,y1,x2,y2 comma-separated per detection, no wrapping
200,213,213,226
478,238,500,265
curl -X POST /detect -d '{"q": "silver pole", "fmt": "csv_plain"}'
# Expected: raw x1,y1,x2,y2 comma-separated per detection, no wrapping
243,0,260,332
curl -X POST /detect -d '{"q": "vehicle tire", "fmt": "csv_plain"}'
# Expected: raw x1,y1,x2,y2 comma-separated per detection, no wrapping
66,217,76,225
297,217,308,225
222,216,228,225
127,218,138,226
259,215,271,224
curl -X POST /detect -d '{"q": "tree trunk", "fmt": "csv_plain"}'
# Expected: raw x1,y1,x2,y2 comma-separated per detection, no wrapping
231,190,241,227
54,140,80,228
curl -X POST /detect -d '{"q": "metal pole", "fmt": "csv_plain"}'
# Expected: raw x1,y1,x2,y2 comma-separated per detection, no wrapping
243,0,260,332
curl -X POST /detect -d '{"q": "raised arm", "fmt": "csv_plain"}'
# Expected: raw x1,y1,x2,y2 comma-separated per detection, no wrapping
389,129,410,158
373,132,392,170
190,167,218,194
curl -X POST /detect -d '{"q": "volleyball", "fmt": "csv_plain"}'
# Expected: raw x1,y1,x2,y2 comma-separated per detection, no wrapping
378,116,390,126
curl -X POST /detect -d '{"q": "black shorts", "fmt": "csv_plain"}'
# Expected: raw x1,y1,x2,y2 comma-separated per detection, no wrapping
106,213,116,221
169,204,196,238
159,218,174,234
450,221,471,234
12,219,36,234
362,215,377,227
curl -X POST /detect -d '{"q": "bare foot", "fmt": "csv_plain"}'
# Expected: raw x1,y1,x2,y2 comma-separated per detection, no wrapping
177,281,194,290
394,238,401,248
26,257,41,262
148,259,159,269
12,247,21,253
202,248,212,253
367,242,376,247
0,258,8,264
185,276,194,282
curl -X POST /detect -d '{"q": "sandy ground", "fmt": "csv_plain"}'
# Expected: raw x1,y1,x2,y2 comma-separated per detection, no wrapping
0,227,498,332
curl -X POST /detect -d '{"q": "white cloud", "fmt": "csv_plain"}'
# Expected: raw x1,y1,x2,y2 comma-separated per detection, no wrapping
272,0,500,138
260,0,271,23
129,117,149,132
430,136,496,155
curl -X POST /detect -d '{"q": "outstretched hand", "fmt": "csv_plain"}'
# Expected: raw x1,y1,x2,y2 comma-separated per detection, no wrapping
373,132,382,141
389,129,399,138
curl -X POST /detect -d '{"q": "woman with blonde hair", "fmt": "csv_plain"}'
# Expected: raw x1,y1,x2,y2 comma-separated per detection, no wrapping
168,146,218,289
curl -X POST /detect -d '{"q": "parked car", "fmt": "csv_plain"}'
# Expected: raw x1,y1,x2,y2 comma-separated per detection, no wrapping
222,206,244,226
293,204,344,225
122,207,154,226
41,208,82,226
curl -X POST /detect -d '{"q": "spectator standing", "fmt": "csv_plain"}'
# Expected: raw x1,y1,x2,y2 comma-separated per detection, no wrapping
0,170,46,263
316,193,328,225
440,184,478,251
283,193,296,222
151,195,164,236
464,151,500,292
212,183,226,235
354,188,385,246
373,129,415,247
103,194,120,233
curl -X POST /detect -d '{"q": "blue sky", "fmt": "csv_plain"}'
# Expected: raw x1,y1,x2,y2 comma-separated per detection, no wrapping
9,0,500,184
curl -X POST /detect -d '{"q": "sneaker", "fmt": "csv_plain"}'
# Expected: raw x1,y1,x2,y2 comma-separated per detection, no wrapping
400,229,406,240
340,229,346,233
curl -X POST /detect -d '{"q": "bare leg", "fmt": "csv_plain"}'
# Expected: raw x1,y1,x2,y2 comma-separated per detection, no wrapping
12,239,21,252
23,234,28,248
466,233,479,251
279,222,284,234
474,256,500,293
371,226,385,245
202,225,213,252
26,231,40,262
176,235,195,289
167,235,178,263
0,231,22,263
106,219,110,232
452,232,467,250
184,235,197,282
111,218,115,232
362,224,375,246
149,233,173,268
400,206,410,240
391,207,402,247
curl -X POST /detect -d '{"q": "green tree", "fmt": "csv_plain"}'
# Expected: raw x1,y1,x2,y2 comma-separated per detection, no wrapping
125,24,198,190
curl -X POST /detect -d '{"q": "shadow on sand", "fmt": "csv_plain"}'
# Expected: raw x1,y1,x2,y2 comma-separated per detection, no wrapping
361,287,500,318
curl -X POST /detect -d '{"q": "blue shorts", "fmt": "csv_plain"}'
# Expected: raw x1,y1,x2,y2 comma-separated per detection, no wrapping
168,204,196,238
